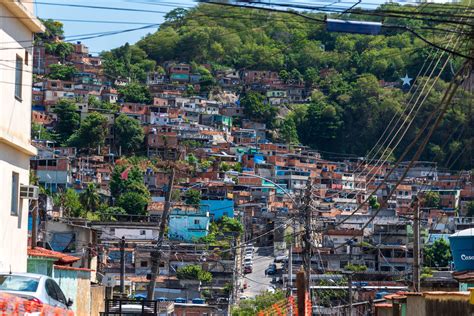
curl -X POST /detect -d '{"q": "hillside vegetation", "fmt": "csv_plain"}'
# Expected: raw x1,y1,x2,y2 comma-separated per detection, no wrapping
101,3,473,170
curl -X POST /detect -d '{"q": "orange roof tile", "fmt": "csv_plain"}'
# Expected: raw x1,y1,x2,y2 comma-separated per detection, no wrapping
54,265,93,272
28,247,80,264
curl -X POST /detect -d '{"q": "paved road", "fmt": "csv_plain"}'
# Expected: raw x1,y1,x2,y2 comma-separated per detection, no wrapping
240,247,275,298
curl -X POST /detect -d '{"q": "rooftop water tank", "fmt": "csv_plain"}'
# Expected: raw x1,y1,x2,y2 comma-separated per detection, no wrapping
449,228,474,272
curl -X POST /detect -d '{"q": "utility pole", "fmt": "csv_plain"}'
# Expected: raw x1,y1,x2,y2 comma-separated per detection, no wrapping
347,272,353,316
147,168,175,300
301,180,313,292
412,196,420,292
346,241,354,316
287,218,296,295
296,268,306,316
120,236,125,295
31,199,39,249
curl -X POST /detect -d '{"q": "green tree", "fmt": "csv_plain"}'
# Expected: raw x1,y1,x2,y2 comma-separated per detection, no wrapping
424,238,452,268
79,183,100,212
369,196,380,210
232,291,285,315
110,165,144,198
185,189,201,207
58,189,84,218
279,70,289,83
176,265,212,283
53,99,80,145
240,92,277,126
38,19,65,41
31,123,55,141
279,117,299,145
114,114,144,154
221,216,243,235
97,206,127,221
300,94,342,151
118,83,151,104
116,191,150,215
164,8,188,27
47,64,76,80
68,112,108,151
109,163,151,215
423,191,441,208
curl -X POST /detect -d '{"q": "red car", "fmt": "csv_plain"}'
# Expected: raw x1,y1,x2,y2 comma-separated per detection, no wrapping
244,266,252,274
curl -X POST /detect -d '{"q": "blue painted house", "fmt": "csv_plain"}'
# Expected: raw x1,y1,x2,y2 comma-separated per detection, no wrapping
168,208,210,242
200,199,234,221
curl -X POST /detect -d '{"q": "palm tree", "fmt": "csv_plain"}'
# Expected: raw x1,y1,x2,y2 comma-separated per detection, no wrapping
79,183,100,212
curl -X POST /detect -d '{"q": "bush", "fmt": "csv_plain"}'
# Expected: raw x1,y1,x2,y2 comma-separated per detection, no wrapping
176,265,212,283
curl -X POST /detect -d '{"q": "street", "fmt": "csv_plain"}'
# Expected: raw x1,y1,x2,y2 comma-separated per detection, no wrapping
240,247,276,299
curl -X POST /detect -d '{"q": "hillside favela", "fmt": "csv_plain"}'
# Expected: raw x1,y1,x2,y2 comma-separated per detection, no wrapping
0,0,473,315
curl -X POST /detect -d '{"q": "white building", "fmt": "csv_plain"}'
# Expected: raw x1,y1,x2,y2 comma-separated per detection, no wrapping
0,0,44,272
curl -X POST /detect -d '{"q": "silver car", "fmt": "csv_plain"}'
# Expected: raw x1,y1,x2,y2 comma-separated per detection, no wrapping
0,273,72,310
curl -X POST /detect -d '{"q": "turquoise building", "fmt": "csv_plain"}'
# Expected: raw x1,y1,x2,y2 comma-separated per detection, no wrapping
168,208,210,242
200,199,234,221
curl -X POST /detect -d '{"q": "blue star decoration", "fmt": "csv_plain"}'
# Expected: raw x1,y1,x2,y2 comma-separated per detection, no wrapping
400,74,413,86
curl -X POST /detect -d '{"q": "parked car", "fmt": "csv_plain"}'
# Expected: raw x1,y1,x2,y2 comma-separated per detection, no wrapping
0,273,72,310
244,258,253,265
244,254,253,260
217,297,229,304
244,266,252,274
265,264,277,275
156,297,168,302
274,255,288,263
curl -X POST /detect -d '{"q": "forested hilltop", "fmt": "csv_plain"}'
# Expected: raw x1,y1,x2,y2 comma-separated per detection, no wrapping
102,3,473,170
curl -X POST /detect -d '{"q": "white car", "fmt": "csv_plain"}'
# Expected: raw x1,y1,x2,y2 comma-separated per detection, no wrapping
243,258,253,266
0,273,72,310
244,254,253,260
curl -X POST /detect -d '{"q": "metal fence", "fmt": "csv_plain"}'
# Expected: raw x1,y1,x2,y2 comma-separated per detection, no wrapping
101,299,170,316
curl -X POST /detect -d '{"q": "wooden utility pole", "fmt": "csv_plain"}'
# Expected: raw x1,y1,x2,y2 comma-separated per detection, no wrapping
120,236,126,295
147,168,175,300
412,196,420,292
31,199,39,249
296,268,306,316
302,180,313,292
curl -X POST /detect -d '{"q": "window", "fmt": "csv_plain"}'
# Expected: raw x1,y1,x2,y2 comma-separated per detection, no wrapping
140,230,146,235
24,50,29,66
11,172,19,216
45,280,59,301
194,219,200,225
15,55,23,100
52,281,67,304
0,275,39,292
140,261,148,267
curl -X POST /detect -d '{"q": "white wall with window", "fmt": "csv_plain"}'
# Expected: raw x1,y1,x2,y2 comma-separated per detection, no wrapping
0,1,44,272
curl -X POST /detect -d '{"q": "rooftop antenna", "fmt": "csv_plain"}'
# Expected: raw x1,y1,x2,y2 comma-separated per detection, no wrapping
9,265,12,275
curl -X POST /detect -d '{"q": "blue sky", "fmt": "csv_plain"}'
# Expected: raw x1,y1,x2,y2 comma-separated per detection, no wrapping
35,0,391,54
35,0,196,54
